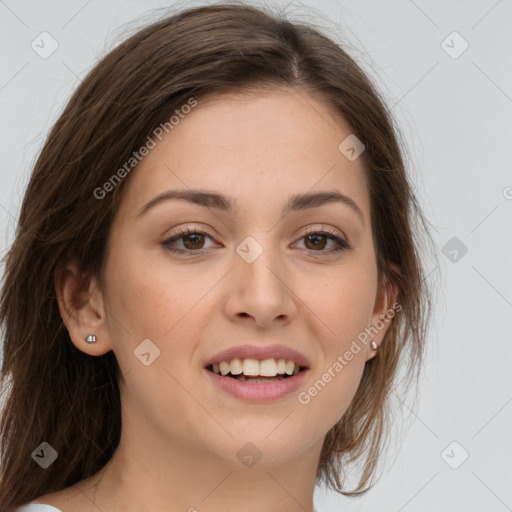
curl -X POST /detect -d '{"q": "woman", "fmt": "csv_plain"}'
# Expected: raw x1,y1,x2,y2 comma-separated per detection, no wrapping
0,3,435,511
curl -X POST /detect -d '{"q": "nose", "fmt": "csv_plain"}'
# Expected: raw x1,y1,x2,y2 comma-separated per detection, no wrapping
223,238,298,328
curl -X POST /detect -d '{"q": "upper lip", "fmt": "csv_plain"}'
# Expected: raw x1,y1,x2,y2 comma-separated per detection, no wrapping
205,344,310,369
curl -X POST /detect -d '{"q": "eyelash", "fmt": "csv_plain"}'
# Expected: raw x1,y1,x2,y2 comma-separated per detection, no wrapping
161,226,351,256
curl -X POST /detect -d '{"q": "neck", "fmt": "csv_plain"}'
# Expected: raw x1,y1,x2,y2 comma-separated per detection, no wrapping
81,395,322,512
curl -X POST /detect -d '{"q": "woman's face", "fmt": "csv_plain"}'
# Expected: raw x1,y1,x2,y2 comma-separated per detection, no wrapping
93,88,393,469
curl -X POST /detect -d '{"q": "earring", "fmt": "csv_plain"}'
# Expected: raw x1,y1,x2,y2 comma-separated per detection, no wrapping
370,341,378,350
85,334,97,344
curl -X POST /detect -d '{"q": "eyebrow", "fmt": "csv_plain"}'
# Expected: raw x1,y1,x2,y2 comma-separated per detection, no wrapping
137,189,364,224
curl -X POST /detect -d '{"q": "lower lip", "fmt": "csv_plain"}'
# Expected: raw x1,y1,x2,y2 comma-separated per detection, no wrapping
204,368,308,402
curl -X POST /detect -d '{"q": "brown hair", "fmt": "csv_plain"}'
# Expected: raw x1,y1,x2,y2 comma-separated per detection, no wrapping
0,2,437,508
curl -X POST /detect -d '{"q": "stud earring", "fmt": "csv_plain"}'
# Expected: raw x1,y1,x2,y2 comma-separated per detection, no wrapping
370,341,378,350
85,334,97,344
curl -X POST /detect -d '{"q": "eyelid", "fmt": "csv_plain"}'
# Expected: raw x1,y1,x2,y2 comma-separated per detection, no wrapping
165,223,346,240
162,224,217,245
301,224,345,238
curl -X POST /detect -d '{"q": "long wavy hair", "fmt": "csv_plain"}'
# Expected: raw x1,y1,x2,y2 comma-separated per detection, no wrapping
0,2,437,509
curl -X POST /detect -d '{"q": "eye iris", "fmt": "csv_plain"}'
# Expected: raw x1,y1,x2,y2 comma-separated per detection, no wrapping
183,233,204,250
305,233,327,250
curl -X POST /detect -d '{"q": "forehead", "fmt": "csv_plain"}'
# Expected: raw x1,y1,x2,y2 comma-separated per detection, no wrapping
118,88,370,222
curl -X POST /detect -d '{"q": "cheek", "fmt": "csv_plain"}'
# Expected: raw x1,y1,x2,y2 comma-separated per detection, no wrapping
298,347,367,437
300,262,377,347
105,244,208,339
102,249,213,424
103,245,227,382
290,263,375,428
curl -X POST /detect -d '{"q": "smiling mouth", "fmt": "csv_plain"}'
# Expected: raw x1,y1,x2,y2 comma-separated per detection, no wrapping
205,357,308,383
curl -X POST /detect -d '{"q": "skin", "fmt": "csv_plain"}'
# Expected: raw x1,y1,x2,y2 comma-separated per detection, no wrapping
42,87,397,512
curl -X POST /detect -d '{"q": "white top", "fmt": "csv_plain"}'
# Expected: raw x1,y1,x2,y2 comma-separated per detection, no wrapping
15,506,62,512
17,503,321,512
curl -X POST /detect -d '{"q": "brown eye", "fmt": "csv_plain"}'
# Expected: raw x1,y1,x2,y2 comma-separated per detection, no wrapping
295,229,351,255
181,233,206,250
304,233,328,250
162,227,216,254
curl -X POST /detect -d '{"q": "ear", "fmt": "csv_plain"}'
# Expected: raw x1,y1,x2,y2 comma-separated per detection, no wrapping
364,262,400,362
54,259,113,356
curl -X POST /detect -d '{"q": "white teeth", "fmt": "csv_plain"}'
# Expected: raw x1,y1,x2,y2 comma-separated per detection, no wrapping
230,357,243,375
242,358,260,376
219,361,230,376
210,357,302,377
259,358,277,377
285,360,295,375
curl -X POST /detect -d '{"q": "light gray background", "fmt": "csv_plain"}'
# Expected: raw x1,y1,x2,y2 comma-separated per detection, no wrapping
1,1,511,511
